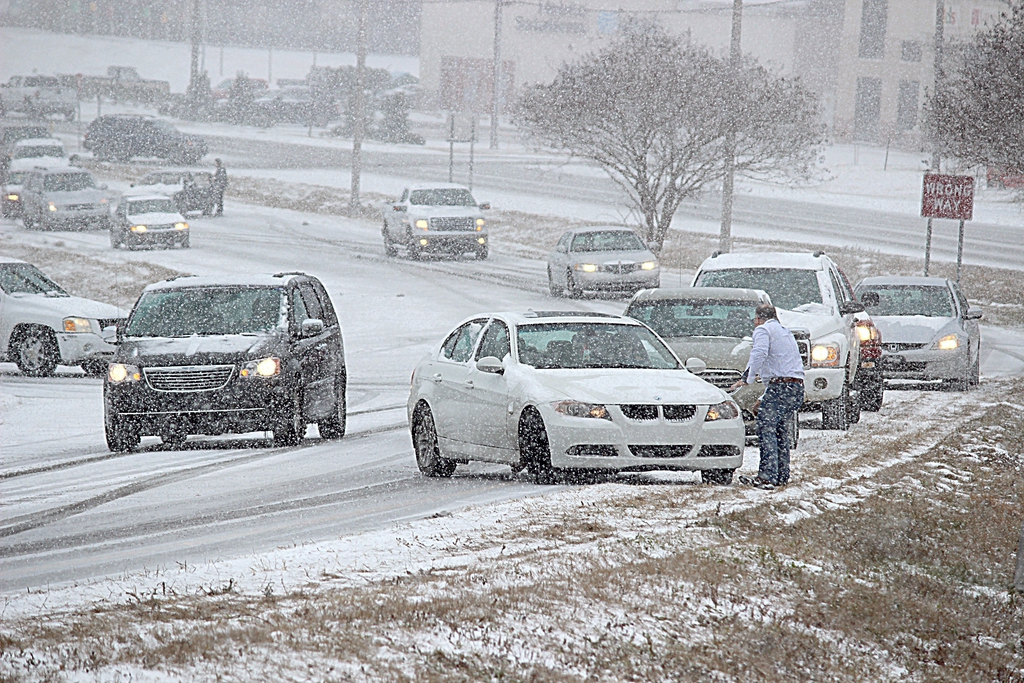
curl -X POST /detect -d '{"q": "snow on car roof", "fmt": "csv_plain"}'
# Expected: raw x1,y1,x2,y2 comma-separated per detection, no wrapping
630,286,767,303
0,256,29,265
13,138,62,147
144,274,304,291
498,311,632,326
698,252,828,271
564,225,638,235
406,182,473,191
123,192,178,203
857,275,950,287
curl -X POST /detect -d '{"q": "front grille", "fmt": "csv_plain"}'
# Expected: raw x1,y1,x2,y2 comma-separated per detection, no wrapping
699,369,743,389
663,404,696,421
884,343,927,352
697,445,742,458
65,203,100,211
144,365,234,392
621,404,658,420
566,444,618,457
429,216,475,231
629,445,693,458
600,262,639,274
791,330,811,368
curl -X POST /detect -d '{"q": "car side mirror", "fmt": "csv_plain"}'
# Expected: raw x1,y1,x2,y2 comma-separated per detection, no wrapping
475,356,504,374
684,357,707,374
392,204,407,212
839,301,864,315
478,202,490,210
101,324,118,343
129,183,135,187
300,318,324,337
965,306,982,320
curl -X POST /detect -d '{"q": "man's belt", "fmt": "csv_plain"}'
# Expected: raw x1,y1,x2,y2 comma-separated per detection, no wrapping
769,377,804,384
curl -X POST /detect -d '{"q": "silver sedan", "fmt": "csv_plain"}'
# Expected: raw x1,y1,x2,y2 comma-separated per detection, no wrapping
547,226,659,297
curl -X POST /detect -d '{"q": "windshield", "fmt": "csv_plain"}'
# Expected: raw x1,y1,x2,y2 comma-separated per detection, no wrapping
628,300,756,338
125,287,284,337
409,188,477,206
138,174,180,186
858,285,955,317
697,268,821,310
6,171,28,185
43,173,95,192
0,263,68,295
151,120,179,134
128,199,178,215
517,322,679,370
14,145,64,159
571,231,645,253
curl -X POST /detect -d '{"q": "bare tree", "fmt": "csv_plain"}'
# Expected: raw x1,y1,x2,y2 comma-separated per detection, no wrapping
927,2,1024,179
516,25,823,251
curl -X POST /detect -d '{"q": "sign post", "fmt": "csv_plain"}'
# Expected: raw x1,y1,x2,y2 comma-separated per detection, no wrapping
920,173,974,281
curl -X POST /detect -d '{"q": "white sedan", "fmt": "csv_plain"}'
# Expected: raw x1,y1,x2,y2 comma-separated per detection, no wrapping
408,311,745,484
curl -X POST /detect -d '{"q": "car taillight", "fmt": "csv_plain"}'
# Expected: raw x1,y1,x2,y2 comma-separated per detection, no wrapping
856,320,882,361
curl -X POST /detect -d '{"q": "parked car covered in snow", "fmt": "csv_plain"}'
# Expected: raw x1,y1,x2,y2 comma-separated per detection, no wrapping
383,183,489,259
110,194,190,250
855,276,981,390
408,311,745,484
0,257,125,376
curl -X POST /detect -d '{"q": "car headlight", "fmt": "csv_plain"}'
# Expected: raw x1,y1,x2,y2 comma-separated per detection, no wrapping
48,202,58,212
705,400,740,421
475,218,485,230
641,261,658,271
240,357,281,378
810,343,840,366
934,334,959,351
108,363,141,383
174,222,189,231
63,317,92,333
553,401,611,420
856,324,878,342
6,193,18,201
415,219,429,230
130,224,147,232
576,263,598,273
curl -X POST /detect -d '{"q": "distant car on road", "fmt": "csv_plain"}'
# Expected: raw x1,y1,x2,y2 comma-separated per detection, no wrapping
19,168,110,230
547,226,660,298
131,170,217,216
83,115,207,164
7,137,71,173
383,183,489,259
855,276,981,390
104,272,346,451
2,169,30,217
110,194,190,250
408,311,744,484
0,257,125,376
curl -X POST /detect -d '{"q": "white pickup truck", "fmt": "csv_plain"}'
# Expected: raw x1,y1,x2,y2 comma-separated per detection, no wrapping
0,76,76,121
693,251,867,430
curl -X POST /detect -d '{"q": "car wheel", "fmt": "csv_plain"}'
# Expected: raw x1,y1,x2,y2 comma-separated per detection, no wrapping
859,376,884,412
13,326,60,377
406,234,422,260
701,468,735,485
969,349,981,387
475,245,488,260
81,359,108,377
179,233,191,249
566,271,583,299
519,407,556,484
110,229,122,248
105,415,140,452
547,267,562,297
821,383,850,430
788,409,800,449
412,405,455,477
273,390,305,447
318,373,347,440
847,383,861,424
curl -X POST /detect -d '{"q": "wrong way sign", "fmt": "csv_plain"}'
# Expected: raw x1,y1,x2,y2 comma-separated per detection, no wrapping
921,173,974,220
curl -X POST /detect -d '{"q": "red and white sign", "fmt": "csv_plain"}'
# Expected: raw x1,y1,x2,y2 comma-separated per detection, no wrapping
921,174,974,220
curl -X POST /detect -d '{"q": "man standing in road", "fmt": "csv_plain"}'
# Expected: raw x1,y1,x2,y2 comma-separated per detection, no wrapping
213,158,228,216
730,303,804,490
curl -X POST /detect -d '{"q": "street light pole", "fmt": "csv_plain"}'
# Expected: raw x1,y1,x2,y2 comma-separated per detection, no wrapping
718,0,742,254
350,0,368,211
931,0,945,174
490,0,503,149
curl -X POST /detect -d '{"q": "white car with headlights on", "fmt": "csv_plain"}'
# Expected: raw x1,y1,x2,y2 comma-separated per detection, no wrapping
0,257,125,376
547,226,660,298
408,311,744,484
382,183,489,260
110,194,190,249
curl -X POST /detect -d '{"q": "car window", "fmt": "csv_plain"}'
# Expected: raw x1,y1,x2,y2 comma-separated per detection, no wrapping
627,300,756,339
309,280,338,326
440,319,486,363
126,287,284,337
409,188,477,206
290,287,309,324
0,263,68,296
516,322,679,370
128,198,177,215
952,285,970,317
828,269,847,305
43,173,95,192
475,320,511,361
570,231,645,253
555,233,571,253
696,268,823,311
13,145,64,159
297,283,323,321
858,285,955,317
7,171,28,185
399,188,409,202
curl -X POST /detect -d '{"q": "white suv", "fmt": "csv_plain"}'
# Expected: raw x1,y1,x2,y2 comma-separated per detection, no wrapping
693,251,866,430
382,183,489,260
0,257,125,376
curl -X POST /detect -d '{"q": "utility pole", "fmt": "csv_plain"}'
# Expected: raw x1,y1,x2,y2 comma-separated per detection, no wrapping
931,0,945,173
490,0,503,149
350,0,368,211
718,0,742,254
187,0,201,113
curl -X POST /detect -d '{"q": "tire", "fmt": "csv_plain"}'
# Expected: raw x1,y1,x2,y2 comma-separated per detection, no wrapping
105,415,140,452
519,408,556,484
701,468,735,485
110,229,122,248
81,359,108,377
548,267,562,297
179,233,191,249
847,383,861,424
969,349,980,387
383,225,398,257
475,245,488,260
788,410,800,449
412,406,455,477
566,271,583,299
318,373,347,440
821,383,850,430
406,235,422,261
859,376,884,412
12,326,60,377
273,390,305,447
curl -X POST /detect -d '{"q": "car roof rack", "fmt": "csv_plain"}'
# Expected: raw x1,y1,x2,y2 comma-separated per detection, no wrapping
272,271,307,278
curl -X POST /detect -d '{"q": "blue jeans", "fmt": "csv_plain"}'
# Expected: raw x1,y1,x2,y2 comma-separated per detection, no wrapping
755,381,804,486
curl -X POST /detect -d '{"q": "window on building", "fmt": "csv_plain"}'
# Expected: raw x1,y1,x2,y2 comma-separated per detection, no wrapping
854,77,882,141
896,80,920,132
901,40,922,62
858,0,888,59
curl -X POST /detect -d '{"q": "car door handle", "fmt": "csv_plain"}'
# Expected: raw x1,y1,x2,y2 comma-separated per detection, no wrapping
431,373,442,383
464,380,474,389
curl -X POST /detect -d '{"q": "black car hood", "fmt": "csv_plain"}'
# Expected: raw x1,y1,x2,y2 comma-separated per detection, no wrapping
118,333,281,366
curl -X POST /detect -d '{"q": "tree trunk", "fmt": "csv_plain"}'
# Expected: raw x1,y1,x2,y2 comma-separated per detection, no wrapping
1015,518,1024,592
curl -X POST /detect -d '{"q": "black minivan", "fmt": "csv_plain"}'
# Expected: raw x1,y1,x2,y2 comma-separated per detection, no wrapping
104,272,346,451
